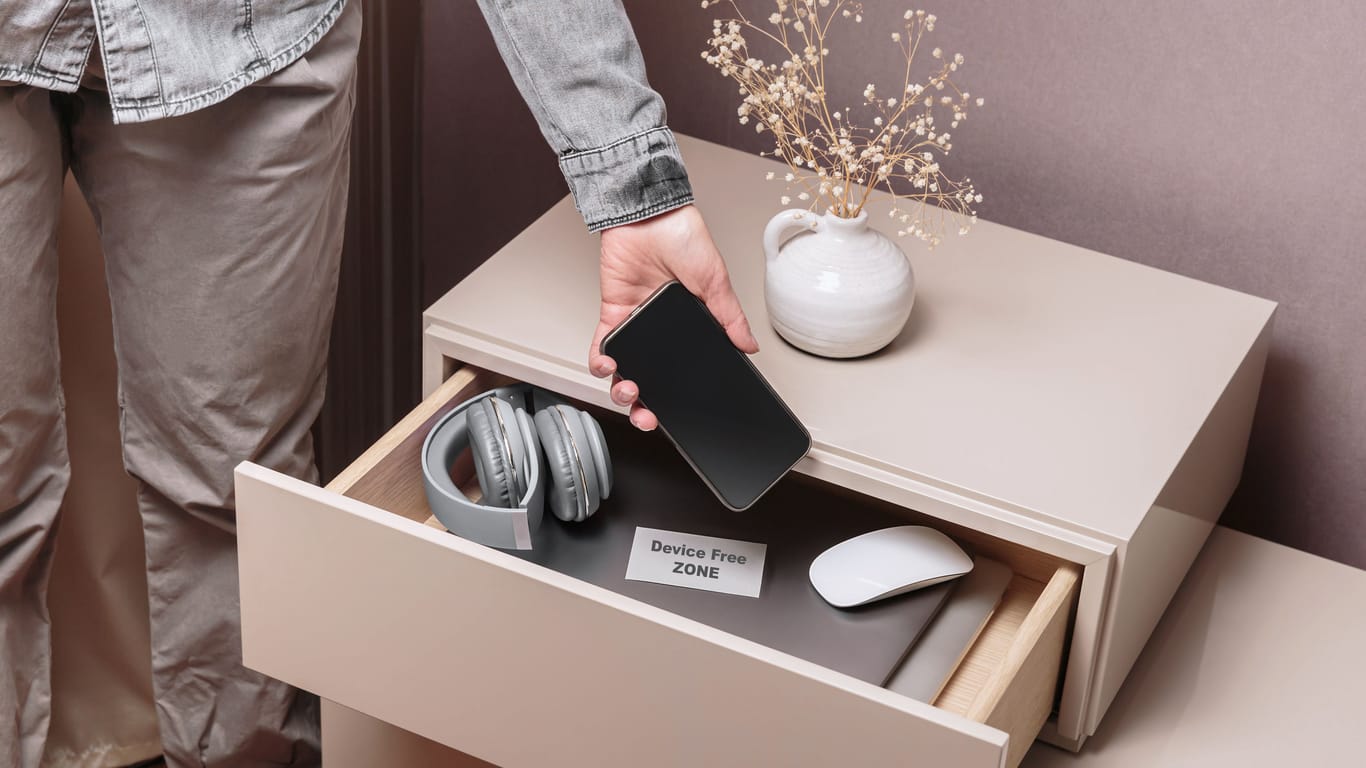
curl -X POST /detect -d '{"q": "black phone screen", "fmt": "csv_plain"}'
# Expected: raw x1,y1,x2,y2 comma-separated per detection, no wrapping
601,281,811,510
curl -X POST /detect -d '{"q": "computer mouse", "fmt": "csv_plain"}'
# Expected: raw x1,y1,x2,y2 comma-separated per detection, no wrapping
809,525,973,608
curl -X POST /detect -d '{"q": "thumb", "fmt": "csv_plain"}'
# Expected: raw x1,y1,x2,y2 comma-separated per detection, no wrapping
701,274,760,354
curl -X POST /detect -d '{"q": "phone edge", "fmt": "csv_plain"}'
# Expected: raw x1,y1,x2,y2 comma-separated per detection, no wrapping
599,279,681,359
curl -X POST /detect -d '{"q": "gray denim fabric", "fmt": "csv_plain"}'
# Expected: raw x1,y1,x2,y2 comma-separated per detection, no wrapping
0,0,347,124
476,0,695,230
0,2,360,765
2,0,694,230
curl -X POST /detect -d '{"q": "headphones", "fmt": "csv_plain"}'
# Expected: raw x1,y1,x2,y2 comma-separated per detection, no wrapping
421,384,613,550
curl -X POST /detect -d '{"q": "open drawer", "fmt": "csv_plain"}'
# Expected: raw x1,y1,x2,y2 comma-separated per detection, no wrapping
236,366,1081,768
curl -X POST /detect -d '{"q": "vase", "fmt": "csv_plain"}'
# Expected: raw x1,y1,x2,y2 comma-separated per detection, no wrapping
762,208,916,358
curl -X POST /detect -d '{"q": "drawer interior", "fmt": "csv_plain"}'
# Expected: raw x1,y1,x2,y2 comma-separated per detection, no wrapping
328,366,1078,767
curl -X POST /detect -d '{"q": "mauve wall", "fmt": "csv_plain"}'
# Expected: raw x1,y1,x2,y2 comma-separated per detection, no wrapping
425,1,1365,568
422,3,568,302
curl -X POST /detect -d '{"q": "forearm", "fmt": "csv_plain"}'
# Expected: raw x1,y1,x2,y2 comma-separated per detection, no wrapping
476,0,693,230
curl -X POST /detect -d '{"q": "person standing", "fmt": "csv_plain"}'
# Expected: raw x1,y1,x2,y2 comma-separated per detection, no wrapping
0,0,753,765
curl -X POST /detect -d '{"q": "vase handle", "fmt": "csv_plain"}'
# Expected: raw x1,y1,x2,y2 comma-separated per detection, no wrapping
763,209,820,264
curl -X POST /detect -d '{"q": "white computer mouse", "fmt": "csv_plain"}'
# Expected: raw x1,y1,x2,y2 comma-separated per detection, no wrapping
809,525,973,608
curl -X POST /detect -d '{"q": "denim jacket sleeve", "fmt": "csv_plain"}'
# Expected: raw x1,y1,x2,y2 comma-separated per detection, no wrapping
475,0,694,231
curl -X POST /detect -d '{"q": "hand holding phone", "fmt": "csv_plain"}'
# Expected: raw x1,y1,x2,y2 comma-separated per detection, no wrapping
602,282,811,510
590,205,758,431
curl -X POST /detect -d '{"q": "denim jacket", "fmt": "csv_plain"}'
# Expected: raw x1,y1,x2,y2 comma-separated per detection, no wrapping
0,0,692,230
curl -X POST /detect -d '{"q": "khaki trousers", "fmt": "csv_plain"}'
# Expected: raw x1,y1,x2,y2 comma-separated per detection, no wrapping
0,3,359,766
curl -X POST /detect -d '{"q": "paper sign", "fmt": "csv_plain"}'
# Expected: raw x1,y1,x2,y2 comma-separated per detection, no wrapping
625,526,767,598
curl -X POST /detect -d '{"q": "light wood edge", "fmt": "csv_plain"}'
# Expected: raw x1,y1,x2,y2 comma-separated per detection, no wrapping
971,563,1080,768
933,576,1041,715
927,603,1000,705
326,367,480,495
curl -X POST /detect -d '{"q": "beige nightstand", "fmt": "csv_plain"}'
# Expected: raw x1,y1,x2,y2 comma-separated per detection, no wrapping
236,135,1276,766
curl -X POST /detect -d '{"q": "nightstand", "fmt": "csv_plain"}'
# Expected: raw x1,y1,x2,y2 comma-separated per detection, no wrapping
236,135,1274,766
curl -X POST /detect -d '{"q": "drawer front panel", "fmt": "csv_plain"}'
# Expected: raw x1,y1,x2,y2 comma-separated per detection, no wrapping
236,464,1008,768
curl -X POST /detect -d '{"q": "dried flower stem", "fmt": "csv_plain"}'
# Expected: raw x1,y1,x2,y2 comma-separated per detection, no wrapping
701,0,983,245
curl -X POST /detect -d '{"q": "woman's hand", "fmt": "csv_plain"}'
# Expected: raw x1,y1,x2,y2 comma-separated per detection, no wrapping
591,204,759,431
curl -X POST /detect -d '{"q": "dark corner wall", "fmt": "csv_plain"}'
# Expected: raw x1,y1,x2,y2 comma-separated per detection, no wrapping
319,2,569,479
356,2,1365,569
421,3,569,304
317,0,424,481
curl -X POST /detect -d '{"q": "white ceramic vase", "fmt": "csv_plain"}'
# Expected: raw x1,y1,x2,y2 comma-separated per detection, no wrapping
762,208,916,358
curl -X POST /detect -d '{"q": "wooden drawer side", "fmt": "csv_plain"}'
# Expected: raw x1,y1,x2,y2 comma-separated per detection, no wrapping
329,367,511,515
976,565,1080,767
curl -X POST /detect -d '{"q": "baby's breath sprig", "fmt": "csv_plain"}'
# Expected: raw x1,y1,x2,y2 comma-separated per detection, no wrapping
701,0,982,246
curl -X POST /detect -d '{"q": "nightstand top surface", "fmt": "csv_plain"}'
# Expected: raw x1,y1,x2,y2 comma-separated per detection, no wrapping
427,135,1274,542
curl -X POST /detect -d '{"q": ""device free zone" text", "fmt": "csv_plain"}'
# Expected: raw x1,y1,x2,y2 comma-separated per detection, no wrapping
652,538,748,579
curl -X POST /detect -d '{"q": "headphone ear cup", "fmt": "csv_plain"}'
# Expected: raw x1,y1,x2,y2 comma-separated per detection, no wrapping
577,410,612,499
553,405,605,516
534,407,591,522
467,397,521,508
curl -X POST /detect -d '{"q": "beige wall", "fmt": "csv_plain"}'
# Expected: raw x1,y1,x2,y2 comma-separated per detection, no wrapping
43,178,159,767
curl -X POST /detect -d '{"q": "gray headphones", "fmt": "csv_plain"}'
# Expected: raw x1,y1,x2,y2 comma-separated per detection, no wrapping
421,384,613,550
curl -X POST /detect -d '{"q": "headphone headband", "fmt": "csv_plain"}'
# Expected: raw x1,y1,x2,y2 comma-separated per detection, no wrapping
421,384,556,549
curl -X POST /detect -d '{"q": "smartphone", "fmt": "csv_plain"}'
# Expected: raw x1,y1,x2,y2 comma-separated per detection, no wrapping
601,281,811,510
